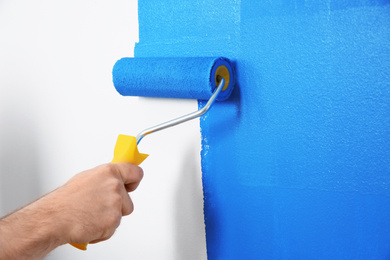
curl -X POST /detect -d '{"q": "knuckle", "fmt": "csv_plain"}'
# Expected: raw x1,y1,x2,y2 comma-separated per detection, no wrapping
134,166,144,180
104,211,121,230
128,203,134,215
104,174,123,194
99,163,116,177
122,208,130,216
123,201,134,216
102,215,120,238
138,167,144,179
111,179,123,193
109,212,121,227
111,193,122,208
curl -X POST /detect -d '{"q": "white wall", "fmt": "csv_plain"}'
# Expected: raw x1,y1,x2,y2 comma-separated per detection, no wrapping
0,1,206,259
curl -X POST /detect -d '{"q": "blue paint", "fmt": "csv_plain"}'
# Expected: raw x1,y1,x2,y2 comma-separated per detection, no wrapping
112,57,234,101
136,1,390,259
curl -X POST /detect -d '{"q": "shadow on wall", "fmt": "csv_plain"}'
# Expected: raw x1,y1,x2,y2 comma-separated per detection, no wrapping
174,144,206,260
0,113,42,216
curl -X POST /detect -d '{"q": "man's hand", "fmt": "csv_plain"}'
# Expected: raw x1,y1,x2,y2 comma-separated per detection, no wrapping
0,163,143,260
55,163,144,244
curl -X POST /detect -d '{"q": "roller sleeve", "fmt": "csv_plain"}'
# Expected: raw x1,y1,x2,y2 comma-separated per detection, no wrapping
112,57,235,101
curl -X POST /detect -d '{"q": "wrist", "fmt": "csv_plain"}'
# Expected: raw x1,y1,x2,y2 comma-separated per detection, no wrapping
31,192,69,246
0,193,67,259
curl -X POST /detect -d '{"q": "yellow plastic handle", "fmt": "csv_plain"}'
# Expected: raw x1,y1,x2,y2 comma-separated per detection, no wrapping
110,135,148,165
70,135,148,251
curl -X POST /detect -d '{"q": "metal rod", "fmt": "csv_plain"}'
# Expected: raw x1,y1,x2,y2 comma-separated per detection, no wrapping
136,78,225,145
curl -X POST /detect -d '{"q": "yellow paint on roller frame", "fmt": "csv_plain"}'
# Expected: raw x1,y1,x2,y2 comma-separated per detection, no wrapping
215,65,230,91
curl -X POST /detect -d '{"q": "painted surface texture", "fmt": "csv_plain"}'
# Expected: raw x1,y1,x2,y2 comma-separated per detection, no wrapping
136,1,390,259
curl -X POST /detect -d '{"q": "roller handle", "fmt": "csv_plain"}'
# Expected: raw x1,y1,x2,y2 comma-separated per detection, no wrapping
69,135,148,251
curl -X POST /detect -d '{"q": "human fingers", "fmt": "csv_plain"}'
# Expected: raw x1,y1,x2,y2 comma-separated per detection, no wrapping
89,228,116,244
113,163,144,186
120,187,134,216
125,181,141,192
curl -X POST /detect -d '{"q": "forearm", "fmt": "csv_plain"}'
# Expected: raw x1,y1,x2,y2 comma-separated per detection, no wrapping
0,194,66,260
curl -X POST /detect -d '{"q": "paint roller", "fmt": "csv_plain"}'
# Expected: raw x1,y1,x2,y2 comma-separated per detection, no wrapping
70,57,235,251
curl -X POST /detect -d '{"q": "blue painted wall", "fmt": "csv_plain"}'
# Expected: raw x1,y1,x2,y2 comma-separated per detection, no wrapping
136,1,390,259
